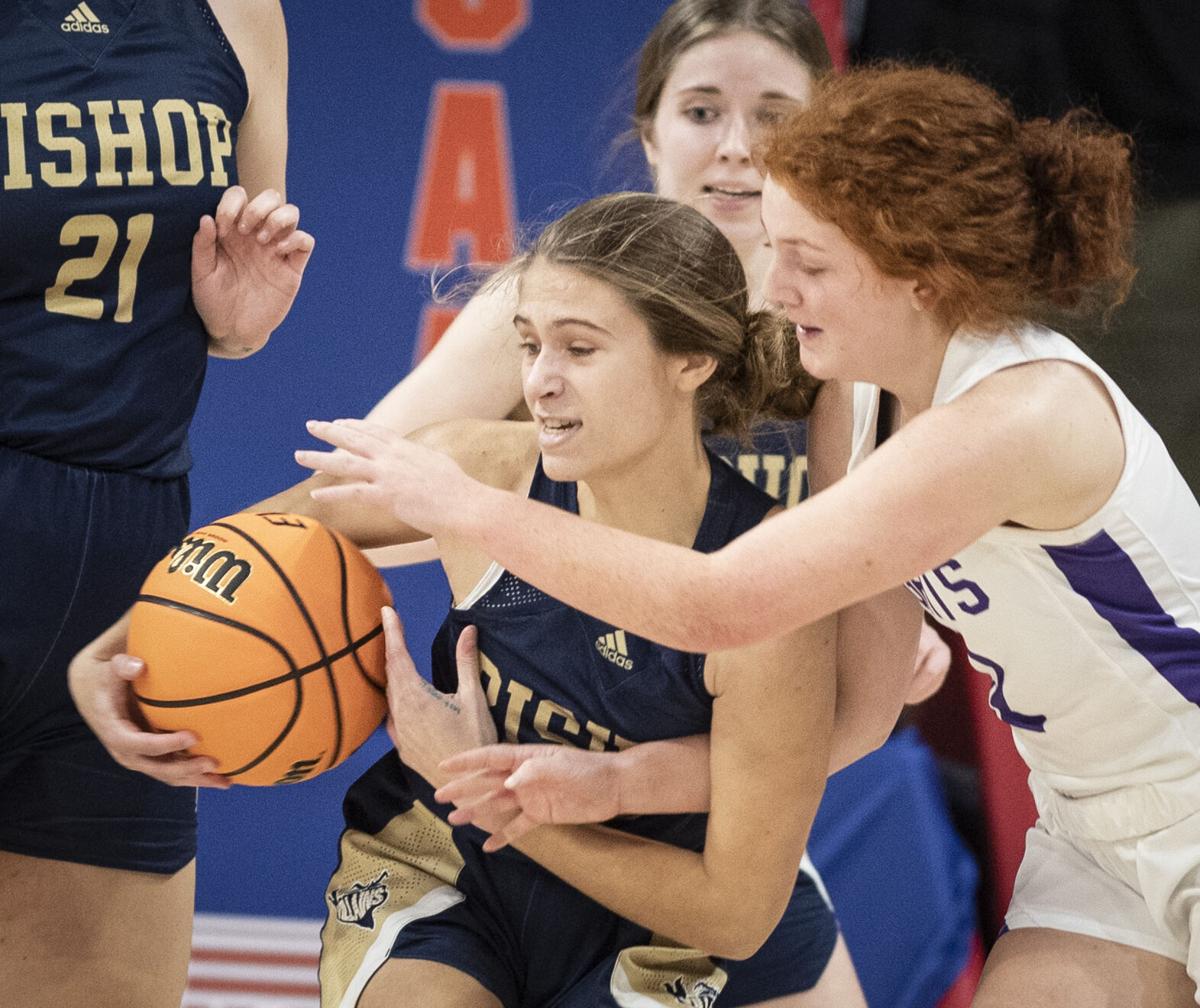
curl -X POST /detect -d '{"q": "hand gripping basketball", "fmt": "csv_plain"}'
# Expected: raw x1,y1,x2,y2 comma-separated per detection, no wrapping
127,512,390,785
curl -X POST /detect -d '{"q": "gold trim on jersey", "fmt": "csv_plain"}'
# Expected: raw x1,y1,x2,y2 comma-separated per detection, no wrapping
320,801,466,1008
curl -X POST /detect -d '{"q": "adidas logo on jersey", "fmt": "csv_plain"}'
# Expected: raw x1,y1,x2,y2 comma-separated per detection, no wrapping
62,2,110,32
595,629,633,670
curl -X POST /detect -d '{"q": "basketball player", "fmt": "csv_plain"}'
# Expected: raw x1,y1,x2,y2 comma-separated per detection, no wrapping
300,192,880,1007
0,2,313,1005
70,4,965,1004
305,66,1200,1006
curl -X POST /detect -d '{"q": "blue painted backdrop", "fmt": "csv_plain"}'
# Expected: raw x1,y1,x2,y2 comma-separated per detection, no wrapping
191,0,666,920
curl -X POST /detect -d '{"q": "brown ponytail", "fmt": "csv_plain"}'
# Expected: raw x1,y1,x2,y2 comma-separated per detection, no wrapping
511,193,818,442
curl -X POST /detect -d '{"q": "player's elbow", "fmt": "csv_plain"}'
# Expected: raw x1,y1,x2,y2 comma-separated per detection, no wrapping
701,904,784,960
686,883,789,960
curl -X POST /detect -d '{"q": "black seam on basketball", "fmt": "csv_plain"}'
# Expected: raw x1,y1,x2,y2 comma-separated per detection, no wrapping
325,528,351,769
129,594,306,779
211,520,344,776
211,520,336,678
132,598,384,706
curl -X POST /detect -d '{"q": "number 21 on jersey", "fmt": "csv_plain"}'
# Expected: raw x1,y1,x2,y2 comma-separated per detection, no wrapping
45,213,153,323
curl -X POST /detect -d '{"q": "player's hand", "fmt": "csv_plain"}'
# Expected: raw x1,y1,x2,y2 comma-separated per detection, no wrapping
192,185,315,357
381,609,499,788
297,418,475,537
906,621,952,705
67,612,231,789
435,744,623,853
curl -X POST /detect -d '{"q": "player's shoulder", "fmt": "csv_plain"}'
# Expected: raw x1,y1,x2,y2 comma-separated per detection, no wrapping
205,0,285,92
412,418,537,495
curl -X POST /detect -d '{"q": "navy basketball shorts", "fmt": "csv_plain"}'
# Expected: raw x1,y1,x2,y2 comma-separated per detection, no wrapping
321,760,838,1007
0,444,197,874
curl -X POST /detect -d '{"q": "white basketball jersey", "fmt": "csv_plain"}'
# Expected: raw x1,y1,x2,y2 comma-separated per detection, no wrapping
850,325,1200,840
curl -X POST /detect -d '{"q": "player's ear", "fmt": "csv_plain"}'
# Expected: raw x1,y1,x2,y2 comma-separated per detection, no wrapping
640,124,660,177
674,353,718,394
909,278,939,313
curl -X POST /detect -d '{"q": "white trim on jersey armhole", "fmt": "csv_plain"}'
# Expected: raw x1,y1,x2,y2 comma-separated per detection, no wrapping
453,561,506,611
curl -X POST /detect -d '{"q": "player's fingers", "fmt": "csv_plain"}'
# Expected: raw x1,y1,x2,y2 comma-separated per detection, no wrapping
453,625,486,706
308,483,388,510
279,231,316,274
238,187,284,235
482,811,541,852
444,789,519,827
111,722,198,756
256,203,299,244
294,448,374,482
125,754,229,789
303,419,384,458
381,607,419,681
433,767,505,805
440,743,525,776
214,185,248,238
191,215,217,277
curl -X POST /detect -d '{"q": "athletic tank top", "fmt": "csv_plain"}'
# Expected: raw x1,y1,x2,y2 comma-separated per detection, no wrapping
707,420,810,508
417,448,777,853
0,0,247,476
850,325,1200,839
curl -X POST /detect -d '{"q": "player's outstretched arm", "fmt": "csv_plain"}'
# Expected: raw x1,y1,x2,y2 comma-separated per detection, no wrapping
299,366,1059,653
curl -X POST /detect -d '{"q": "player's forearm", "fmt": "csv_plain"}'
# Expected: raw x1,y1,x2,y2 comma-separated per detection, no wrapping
614,736,711,815
513,824,790,960
826,590,920,773
250,473,426,549
458,485,735,651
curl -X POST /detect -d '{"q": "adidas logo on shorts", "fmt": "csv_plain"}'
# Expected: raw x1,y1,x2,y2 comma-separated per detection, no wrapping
62,2,110,32
595,629,633,670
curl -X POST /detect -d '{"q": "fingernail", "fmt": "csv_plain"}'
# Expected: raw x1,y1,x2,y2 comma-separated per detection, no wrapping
257,229,269,243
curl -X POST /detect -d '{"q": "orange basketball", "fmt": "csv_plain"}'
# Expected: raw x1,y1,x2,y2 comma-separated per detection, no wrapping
128,512,391,786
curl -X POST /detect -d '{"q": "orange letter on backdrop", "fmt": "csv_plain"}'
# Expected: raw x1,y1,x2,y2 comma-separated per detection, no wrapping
406,83,517,269
416,0,529,52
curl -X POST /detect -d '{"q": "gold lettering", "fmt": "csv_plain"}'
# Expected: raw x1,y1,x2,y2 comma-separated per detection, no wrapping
1,103,33,190
502,680,533,743
88,100,153,187
735,454,758,483
45,214,118,320
36,103,86,187
785,456,809,509
197,101,234,187
153,99,204,186
760,453,786,500
533,699,581,746
585,720,612,752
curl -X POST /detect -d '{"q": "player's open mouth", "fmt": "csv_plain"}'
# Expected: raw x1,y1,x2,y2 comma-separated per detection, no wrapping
538,418,581,446
703,185,760,199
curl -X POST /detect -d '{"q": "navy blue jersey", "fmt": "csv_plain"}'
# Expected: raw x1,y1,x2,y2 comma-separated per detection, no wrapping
0,0,247,476
416,448,777,853
707,419,810,508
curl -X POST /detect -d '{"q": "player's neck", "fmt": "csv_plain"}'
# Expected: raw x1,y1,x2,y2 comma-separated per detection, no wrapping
575,429,711,548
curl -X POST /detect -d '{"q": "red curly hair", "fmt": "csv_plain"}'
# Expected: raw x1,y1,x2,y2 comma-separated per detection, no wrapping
760,64,1137,331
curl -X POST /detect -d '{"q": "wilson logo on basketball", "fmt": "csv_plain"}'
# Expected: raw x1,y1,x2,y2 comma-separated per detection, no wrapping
167,535,253,604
